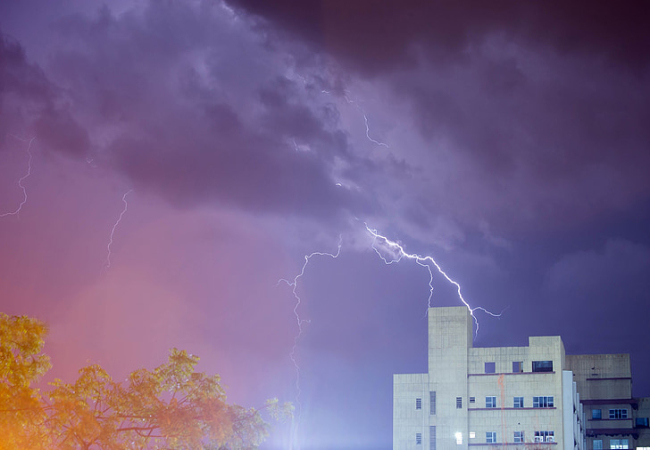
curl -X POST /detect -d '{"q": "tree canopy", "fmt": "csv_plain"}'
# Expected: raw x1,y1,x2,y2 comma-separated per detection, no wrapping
0,313,291,450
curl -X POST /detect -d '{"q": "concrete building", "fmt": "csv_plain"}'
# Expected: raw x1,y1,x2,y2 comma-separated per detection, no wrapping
393,307,650,449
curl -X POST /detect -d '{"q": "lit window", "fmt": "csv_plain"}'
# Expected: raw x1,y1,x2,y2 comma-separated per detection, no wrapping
514,397,524,408
593,439,603,449
455,432,462,445
534,431,554,443
513,361,523,373
486,432,497,443
592,409,602,420
609,409,628,419
532,360,553,372
533,396,554,408
416,398,422,410
485,362,496,373
514,431,524,443
469,432,476,439
610,438,629,449
486,396,497,408
416,433,422,445
456,397,462,409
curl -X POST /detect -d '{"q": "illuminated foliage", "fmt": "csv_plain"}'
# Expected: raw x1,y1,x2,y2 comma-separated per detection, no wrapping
0,314,292,449
0,313,50,450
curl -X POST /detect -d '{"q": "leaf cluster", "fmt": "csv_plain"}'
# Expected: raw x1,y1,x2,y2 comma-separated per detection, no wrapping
0,314,291,450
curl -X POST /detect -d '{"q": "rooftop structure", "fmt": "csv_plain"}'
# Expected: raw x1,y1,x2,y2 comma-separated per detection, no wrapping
393,307,649,449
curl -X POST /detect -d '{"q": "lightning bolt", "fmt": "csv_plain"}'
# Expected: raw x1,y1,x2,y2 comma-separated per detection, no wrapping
104,189,133,269
0,136,36,218
364,223,501,335
343,94,389,148
278,236,342,450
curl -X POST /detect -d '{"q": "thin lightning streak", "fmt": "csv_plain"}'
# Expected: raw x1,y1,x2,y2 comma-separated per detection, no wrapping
0,137,36,218
105,189,133,269
277,236,342,450
364,223,501,336
343,94,389,148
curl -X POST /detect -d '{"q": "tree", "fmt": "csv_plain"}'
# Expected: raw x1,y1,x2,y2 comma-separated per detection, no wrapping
0,313,51,449
0,314,292,449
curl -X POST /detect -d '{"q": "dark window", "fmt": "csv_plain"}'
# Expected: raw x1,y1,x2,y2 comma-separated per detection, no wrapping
416,433,422,445
486,432,497,443
592,409,601,420
430,426,436,450
533,396,554,408
416,398,422,410
514,431,524,443
513,361,523,373
430,391,436,415
486,396,497,408
534,431,554,443
514,397,524,408
456,397,462,409
636,418,649,427
469,396,475,403
532,360,553,372
609,409,628,419
485,362,496,373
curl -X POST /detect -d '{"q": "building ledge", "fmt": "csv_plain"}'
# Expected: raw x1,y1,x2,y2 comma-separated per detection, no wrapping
469,407,557,411
586,428,639,439
581,398,638,408
586,377,632,381
468,371,556,377
468,443,557,446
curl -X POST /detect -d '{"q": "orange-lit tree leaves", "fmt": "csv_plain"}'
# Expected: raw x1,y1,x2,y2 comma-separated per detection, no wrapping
0,314,292,449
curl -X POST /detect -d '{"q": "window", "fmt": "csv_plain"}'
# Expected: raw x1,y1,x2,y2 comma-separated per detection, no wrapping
533,396,554,408
514,431,524,443
416,398,422,410
486,432,497,443
486,396,497,408
485,362,496,373
514,397,524,408
592,409,602,420
469,397,475,403
534,431,554,443
513,361,523,373
429,426,436,450
456,397,462,409
610,438,629,449
593,439,603,450
532,360,553,372
430,391,436,415
469,432,475,439
636,417,649,427
455,432,462,445
416,433,422,445
609,409,628,419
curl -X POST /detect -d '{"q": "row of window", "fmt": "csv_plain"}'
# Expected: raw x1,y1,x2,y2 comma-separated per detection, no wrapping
593,438,629,449
483,360,553,374
592,408,628,420
414,430,554,445
415,395,554,410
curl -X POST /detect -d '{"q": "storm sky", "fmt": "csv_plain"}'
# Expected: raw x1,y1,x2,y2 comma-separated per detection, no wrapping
1,1,650,449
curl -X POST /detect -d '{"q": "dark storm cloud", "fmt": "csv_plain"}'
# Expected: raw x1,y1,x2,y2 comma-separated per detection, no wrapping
225,0,650,232
35,2,369,217
0,32,90,156
226,0,650,74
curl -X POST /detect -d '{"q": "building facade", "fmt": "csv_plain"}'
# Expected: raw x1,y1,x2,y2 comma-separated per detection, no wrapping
394,307,649,449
